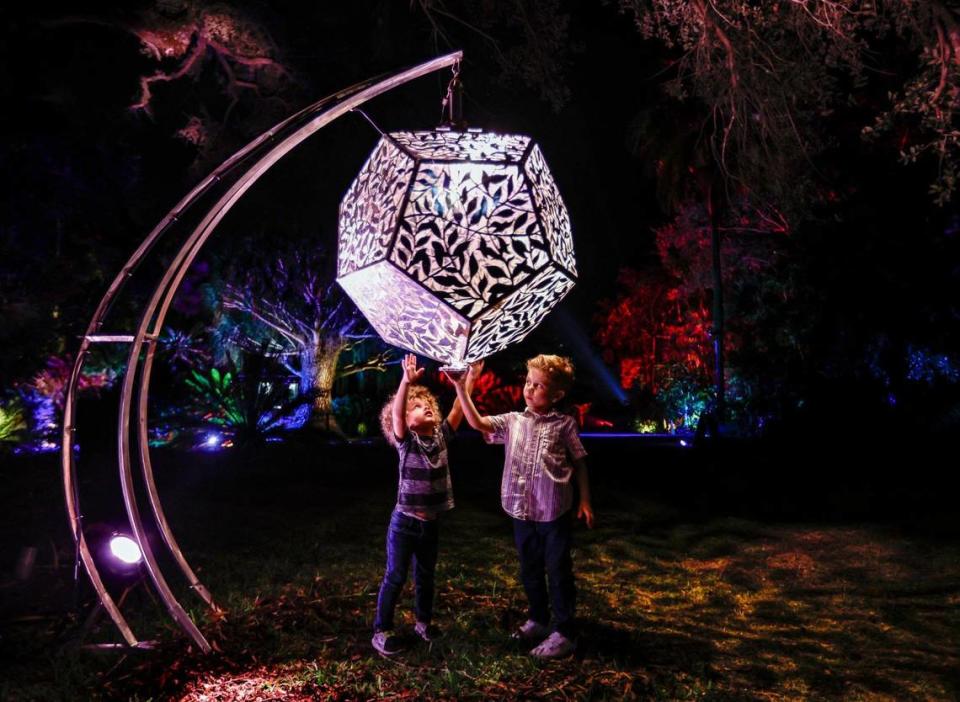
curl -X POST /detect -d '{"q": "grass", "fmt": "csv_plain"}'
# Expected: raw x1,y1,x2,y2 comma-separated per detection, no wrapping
1,437,959,700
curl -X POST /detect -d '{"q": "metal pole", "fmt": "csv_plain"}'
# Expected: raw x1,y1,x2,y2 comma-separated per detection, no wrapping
65,51,464,651
118,51,465,652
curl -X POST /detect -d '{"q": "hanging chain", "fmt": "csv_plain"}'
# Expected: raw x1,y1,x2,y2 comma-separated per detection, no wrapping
439,60,464,129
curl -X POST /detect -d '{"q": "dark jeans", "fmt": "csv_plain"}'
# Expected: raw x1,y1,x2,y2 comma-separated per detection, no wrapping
513,511,576,638
374,510,439,632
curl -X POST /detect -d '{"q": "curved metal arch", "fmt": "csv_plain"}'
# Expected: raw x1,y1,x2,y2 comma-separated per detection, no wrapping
63,51,464,651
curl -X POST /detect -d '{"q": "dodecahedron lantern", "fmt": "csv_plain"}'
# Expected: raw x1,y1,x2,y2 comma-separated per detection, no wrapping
337,128,576,365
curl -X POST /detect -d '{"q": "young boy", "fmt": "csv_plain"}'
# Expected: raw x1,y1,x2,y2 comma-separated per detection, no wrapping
371,353,480,657
449,354,593,659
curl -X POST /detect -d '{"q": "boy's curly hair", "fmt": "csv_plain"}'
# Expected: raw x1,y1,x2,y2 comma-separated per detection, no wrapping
380,384,441,446
527,354,575,394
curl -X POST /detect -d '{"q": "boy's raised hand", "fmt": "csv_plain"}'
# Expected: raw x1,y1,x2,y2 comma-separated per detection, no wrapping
445,359,484,388
402,353,425,383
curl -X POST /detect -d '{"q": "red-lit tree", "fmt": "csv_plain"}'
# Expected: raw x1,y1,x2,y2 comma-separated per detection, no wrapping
596,195,794,430
595,268,712,394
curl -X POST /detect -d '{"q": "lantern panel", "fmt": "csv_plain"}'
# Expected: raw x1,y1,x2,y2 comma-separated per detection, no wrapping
338,139,415,278
464,264,575,362
338,260,469,364
523,145,577,276
389,130,530,163
390,161,550,318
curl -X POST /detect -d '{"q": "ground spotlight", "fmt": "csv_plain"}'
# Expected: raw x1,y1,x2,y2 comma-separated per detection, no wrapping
109,535,143,565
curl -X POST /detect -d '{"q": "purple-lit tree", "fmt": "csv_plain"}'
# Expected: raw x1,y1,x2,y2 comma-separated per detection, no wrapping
214,246,391,435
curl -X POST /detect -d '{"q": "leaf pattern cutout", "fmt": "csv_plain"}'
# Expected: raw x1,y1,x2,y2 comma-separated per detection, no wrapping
338,130,576,364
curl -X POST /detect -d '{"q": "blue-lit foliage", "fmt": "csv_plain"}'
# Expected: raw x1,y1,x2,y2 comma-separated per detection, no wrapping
14,388,59,453
331,394,377,438
906,345,960,385
158,327,210,370
180,356,313,448
657,364,712,434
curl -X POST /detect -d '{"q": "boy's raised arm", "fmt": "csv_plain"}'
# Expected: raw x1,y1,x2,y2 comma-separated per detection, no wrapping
446,367,495,434
392,353,423,441
446,360,483,430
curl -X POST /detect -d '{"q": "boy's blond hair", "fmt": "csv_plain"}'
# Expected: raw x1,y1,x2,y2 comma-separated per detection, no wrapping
379,384,441,446
526,354,575,394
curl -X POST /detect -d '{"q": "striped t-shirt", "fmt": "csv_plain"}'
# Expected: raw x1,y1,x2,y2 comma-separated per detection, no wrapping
485,409,587,522
395,420,455,521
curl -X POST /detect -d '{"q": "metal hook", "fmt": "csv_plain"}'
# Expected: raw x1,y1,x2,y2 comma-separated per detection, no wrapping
440,60,465,129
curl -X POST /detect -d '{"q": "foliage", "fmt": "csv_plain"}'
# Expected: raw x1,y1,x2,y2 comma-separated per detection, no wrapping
595,267,712,393
180,354,312,447
619,0,960,205
654,197,787,296
655,362,712,432
905,344,960,385
467,369,524,415
0,397,27,447
4,353,123,452
158,326,210,371
90,2,302,174
415,0,576,112
331,394,378,438
859,335,960,433
209,242,391,434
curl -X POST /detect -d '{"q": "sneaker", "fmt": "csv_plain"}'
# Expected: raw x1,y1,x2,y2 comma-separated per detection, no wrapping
414,621,442,642
530,631,576,659
371,630,404,657
510,619,550,642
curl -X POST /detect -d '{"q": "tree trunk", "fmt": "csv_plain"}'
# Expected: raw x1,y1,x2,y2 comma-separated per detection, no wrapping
301,333,346,436
708,183,726,429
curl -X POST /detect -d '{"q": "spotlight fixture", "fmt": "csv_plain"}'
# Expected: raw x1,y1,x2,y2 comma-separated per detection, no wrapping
108,534,143,566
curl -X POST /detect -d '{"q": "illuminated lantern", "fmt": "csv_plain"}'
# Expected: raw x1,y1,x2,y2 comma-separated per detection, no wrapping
336,127,576,367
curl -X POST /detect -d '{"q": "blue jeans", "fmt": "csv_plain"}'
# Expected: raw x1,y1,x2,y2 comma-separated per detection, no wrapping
374,510,439,632
513,511,576,638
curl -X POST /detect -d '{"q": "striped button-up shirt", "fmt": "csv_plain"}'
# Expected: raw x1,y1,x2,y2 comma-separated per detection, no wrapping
485,409,587,522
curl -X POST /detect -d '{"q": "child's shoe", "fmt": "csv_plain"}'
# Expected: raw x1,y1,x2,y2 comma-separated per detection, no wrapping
510,619,550,642
371,630,404,657
414,621,442,642
530,631,576,659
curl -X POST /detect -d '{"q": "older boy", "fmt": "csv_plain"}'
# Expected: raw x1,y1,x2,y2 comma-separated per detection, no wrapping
449,354,593,659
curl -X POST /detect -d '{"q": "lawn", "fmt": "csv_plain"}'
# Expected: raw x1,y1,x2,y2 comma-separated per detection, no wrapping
1,436,958,700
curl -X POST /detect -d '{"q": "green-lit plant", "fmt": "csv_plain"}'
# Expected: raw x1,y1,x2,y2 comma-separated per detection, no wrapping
181,351,312,447
0,398,27,447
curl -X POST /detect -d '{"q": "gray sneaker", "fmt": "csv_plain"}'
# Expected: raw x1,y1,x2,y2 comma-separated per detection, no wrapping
530,631,576,659
510,619,550,642
371,630,404,657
